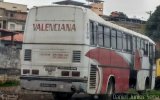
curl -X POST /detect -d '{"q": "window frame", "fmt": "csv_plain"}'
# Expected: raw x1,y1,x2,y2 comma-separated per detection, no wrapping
117,31,123,50
127,34,132,52
104,26,111,48
97,25,104,47
111,29,117,49
132,36,137,53
144,40,149,56
123,33,127,51
90,21,97,46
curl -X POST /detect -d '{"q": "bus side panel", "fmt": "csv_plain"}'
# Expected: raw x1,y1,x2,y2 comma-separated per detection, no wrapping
101,68,129,93
86,48,130,94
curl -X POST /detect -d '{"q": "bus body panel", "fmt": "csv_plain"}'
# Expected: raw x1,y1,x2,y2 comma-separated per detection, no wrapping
21,6,90,93
21,44,89,77
24,6,85,44
21,44,90,92
21,5,156,95
86,48,130,94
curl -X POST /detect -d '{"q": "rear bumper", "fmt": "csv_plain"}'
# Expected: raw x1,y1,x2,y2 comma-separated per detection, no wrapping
20,76,88,93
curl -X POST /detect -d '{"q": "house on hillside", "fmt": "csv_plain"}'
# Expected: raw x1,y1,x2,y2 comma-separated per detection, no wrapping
0,1,27,48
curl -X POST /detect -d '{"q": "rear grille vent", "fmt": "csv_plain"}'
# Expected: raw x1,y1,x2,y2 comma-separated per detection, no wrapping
24,49,32,61
72,51,81,62
89,65,97,89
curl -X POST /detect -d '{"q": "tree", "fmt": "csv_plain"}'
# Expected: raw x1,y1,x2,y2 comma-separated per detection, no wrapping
145,5,160,42
145,5,160,58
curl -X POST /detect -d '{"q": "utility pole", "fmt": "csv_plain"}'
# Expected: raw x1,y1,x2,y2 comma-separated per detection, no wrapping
146,11,152,18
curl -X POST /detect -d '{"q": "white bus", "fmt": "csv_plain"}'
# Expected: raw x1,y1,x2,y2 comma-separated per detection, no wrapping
20,5,155,99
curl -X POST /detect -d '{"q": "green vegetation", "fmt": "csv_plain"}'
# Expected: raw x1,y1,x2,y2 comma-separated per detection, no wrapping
127,89,139,94
0,80,20,87
145,5,160,58
145,5,160,42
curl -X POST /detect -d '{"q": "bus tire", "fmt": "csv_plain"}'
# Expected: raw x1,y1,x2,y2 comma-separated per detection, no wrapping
138,77,150,95
155,77,160,90
101,79,115,100
52,93,72,100
145,77,150,90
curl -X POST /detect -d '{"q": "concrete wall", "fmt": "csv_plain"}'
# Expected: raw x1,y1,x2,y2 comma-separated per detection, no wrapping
0,8,5,17
14,12,27,21
0,47,20,69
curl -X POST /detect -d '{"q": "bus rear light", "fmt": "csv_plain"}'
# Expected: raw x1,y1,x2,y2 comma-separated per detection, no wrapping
61,71,69,76
72,71,80,77
32,70,39,75
23,69,30,74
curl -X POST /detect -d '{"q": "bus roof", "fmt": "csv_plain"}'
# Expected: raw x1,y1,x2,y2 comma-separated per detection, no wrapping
85,8,155,44
30,5,155,45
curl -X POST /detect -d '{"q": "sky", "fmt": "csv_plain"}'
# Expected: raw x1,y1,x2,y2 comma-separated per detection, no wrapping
4,0,160,20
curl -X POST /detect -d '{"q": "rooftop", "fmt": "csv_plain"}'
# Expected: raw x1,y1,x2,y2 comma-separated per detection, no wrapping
53,0,91,8
86,0,104,3
0,2,27,12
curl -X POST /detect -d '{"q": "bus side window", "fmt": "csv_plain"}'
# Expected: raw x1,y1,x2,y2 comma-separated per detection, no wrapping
137,37,141,50
123,33,127,51
104,27,110,48
140,39,144,50
149,43,153,59
123,33,132,53
127,34,132,52
90,21,94,45
144,41,148,56
98,25,104,46
132,36,137,53
111,29,117,49
90,21,97,45
117,31,122,50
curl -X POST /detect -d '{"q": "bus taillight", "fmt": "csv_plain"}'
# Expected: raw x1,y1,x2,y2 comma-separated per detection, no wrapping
23,69,30,74
32,69,39,75
72,71,80,77
61,71,69,76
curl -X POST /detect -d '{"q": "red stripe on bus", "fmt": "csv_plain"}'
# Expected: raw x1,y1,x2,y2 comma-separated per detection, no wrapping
134,50,142,70
86,48,130,93
101,68,129,93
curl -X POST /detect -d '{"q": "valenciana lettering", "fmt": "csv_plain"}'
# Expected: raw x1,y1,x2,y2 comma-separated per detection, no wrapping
33,23,76,32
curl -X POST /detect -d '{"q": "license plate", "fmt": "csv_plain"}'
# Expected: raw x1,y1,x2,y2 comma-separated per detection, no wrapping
44,65,56,71
40,83,56,87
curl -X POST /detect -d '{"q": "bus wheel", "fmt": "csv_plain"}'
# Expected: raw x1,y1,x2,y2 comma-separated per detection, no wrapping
145,77,150,90
138,77,150,95
101,79,115,100
52,93,72,100
155,77,160,90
